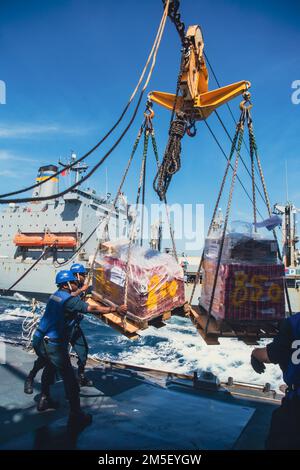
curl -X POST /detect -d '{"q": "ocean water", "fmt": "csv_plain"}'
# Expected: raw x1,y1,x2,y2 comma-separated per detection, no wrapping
0,296,284,391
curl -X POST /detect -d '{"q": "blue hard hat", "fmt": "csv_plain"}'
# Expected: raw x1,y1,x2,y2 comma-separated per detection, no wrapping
55,270,77,285
70,263,87,275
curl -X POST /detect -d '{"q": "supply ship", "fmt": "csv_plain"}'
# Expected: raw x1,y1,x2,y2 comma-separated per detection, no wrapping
0,155,130,300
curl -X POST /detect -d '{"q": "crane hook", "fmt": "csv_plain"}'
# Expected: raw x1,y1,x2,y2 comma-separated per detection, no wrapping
240,91,253,111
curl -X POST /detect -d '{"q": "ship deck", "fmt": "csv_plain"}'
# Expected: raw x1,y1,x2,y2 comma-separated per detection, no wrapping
0,343,281,450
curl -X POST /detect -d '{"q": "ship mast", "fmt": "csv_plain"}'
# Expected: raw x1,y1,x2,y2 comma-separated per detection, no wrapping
59,151,88,186
274,202,300,268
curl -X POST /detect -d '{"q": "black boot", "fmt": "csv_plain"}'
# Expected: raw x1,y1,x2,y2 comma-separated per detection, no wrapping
37,394,60,412
78,373,93,387
67,411,92,431
24,375,34,394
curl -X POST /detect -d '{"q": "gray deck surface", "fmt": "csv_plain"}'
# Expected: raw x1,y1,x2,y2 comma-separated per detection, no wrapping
0,343,277,450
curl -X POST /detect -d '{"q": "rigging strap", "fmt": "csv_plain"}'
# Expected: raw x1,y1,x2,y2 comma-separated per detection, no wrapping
189,109,245,304
247,110,293,316
204,112,246,334
150,129,179,263
188,95,293,329
87,123,145,284
123,129,150,306
123,107,180,306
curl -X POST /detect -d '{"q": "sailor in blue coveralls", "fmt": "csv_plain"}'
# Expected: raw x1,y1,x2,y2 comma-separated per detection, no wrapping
251,312,300,449
31,269,126,429
25,264,93,393
68,263,93,386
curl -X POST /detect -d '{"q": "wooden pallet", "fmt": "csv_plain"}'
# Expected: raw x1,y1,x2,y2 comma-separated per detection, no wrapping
186,304,281,345
87,291,177,339
87,297,140,339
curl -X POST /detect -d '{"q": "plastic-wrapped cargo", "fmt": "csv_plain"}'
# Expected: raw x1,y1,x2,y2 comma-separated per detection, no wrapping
200,229,285,321
92,242,185,320
203,232,278,265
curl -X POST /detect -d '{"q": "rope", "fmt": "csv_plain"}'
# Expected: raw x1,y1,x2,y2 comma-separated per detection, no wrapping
22,299,43,348
204,114,245,334
196,100,292,333
0,95,144,204
214,110,268,209
91,111,180,306
123,130,149,305
204,119,264,220
88,124,145,283
150,129,179,263
140,131,148,246
130,0,170,99
204,51,264,191
247,112,293,316
0,1,170,201
161,1,266,224
249,116,257,230
56,125,145,270
0,1,170,204
189,112,245,304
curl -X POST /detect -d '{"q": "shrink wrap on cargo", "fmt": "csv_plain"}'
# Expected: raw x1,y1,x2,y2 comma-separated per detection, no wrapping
200,232,285,321
93,243,185,320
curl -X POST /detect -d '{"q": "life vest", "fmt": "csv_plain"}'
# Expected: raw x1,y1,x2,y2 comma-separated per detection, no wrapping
35,289,72,341
283,313,300,396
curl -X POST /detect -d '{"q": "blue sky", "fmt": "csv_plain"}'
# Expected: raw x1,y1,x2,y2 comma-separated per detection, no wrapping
0,0,300,251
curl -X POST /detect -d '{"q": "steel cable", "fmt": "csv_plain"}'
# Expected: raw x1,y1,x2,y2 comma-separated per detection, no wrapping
0,0,170,201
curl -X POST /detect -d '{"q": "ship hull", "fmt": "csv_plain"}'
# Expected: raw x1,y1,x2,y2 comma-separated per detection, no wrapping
0,189,129,297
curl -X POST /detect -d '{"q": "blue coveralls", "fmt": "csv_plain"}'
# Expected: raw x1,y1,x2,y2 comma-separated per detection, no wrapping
32,289,81,414
29,291,89,379
282,314,300,393
266,313,300,449
68,289,90,375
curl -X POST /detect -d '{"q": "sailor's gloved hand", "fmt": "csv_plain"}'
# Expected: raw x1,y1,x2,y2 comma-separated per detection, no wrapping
251,355,266,374
117,304,127,314
80,284,90,293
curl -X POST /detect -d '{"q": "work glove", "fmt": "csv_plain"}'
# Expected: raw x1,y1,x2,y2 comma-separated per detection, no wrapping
80,284,90,293
251,355,266,374
117,304,127,314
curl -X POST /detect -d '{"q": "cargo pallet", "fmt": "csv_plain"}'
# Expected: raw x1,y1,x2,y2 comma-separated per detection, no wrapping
186,304,281,345
87,292,281,345
87,291,184,339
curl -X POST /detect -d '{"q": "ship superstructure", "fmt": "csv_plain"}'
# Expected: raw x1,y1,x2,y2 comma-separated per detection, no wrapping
0,157,129,299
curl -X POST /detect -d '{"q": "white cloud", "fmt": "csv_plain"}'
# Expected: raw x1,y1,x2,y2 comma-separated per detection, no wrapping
0,150,36,162
0,123,89,138
0,169,20,178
